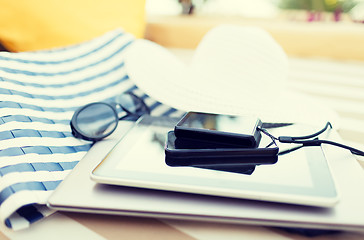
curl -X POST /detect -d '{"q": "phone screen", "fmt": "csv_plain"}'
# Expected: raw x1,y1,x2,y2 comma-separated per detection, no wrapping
178,112,259,135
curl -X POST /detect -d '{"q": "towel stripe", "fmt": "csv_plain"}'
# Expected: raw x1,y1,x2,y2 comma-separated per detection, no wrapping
0,162,78,177
0,181,61,205
0,31,124,65
0,42,132,76
1,61,126,89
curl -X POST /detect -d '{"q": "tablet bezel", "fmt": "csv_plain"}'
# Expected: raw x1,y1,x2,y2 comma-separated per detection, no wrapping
91,116,339,207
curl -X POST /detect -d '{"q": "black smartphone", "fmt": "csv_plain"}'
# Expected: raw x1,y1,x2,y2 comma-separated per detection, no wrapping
165,131,279,168
174,112,262,148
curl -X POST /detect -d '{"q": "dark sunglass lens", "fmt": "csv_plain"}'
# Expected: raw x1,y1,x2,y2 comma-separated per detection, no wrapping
115,93,141,113
76,103,118,138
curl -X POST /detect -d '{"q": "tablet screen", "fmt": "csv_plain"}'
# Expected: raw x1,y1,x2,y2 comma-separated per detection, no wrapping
116,125,312,188
92,116,338,207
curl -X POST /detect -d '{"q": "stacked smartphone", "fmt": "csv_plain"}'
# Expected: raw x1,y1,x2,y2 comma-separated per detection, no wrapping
165,112,279,175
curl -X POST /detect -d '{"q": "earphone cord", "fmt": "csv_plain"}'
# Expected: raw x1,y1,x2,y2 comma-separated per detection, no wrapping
258,122,364,156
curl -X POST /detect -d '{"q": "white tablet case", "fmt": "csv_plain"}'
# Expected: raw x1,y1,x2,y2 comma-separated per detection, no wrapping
48,122,364,232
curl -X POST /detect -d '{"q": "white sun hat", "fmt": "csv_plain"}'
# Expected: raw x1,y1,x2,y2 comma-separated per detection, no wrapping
124,24,339,127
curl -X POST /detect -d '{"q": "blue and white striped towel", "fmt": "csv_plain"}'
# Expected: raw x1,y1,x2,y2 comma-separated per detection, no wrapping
0,29,184,230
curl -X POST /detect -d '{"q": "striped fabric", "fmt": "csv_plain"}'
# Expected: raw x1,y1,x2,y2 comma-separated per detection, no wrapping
0,29,184,230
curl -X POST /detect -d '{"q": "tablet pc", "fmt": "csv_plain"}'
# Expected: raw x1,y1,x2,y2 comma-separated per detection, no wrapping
91,116,339,207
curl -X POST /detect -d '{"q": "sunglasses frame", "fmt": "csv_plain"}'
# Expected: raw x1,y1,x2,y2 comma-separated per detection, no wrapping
71,102,119,141
70,92,150,142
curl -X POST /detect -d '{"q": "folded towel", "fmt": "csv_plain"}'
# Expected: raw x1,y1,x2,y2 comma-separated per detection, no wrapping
0,29,182,230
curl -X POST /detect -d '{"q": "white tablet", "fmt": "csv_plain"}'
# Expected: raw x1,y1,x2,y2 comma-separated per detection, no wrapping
91,116,339,207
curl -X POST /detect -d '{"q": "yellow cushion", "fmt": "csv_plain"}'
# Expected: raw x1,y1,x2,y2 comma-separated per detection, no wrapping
0,0,146,52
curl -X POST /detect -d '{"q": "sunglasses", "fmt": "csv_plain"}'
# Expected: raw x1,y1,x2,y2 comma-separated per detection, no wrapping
71,92,150,141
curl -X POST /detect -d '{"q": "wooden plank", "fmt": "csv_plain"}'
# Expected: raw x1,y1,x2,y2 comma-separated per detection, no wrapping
145,15,364,61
